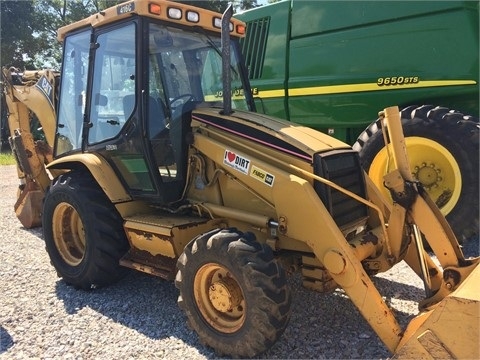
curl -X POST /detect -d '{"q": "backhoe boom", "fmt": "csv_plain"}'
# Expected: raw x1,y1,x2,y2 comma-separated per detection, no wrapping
2,67,59,227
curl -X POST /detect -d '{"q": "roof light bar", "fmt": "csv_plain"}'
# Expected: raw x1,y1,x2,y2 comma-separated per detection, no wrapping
148,3,161,15
213,17,233,31
186,10,199,23
167,7,182,20
236,24,245,35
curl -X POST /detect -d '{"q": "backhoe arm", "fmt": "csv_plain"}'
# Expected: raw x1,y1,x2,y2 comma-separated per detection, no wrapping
2,67,60,228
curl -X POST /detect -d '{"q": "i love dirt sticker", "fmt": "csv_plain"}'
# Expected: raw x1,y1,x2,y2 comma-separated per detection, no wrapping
223,150,251,175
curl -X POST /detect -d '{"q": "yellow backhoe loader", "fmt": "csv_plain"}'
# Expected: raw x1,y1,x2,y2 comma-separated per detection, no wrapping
2,0,478,358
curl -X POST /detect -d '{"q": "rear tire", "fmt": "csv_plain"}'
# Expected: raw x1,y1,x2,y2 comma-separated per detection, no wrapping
42,171,129,289
175,228,291,358
353,105,479,242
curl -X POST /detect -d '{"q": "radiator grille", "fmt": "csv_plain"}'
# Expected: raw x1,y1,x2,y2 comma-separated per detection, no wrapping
313,150,368,228
239,17,270,79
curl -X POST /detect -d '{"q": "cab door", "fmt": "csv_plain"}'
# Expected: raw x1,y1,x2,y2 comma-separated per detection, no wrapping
85,21,160,198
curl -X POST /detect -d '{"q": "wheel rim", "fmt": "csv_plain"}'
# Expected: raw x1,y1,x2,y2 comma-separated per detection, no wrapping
369,136,461,215
194,263,246,333
52,202,86,266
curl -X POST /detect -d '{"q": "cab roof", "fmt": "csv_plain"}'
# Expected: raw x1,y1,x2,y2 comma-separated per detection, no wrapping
57,0,245,42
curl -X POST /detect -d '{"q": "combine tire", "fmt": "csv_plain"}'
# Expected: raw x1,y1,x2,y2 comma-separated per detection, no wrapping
175,228,291,358
42,171,129,289
353,105,479,242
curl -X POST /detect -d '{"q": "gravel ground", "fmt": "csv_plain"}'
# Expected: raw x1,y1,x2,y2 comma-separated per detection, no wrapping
1,164,478,359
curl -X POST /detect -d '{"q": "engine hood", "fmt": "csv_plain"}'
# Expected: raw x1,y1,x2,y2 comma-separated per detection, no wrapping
191,107,350,161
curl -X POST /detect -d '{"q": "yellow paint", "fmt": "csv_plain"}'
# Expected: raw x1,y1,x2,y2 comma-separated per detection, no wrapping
255,89,286,98
257,80,476,98
369,136,462,217
47,153,131,202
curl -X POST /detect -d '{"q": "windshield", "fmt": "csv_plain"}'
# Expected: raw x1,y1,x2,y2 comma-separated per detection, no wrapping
148,22,250,113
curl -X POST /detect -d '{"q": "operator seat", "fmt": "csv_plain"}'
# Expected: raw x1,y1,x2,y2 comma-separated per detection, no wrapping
147,97,175,169
122,94,174,168
169,100,195,182
147,96,167,138
122,94,135,122
122,94,166,133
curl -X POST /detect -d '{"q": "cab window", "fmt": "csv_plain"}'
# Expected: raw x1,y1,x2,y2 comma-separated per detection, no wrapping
88,23,136,144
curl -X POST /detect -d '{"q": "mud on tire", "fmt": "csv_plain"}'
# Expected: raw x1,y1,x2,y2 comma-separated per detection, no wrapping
353,105,479,242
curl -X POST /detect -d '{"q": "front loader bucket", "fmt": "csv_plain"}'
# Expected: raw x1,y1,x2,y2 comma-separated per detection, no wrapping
393,264,480,359
14,182,44,228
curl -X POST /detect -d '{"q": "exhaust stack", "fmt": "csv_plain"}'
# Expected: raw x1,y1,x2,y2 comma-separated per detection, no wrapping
221,4,233,116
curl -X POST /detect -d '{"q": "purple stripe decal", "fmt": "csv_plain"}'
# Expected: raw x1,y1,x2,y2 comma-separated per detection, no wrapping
193,115,312,161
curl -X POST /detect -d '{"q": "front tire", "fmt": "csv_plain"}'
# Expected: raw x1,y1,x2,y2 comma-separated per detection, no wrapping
42,171,129,289
175,228,291,358
353,105,479,242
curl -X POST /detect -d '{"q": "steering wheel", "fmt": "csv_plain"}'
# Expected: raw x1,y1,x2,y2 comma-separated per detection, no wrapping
170,94,195,109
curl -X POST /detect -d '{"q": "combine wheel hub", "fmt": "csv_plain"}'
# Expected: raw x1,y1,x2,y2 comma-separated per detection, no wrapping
369,136,461,215
413,163,442,188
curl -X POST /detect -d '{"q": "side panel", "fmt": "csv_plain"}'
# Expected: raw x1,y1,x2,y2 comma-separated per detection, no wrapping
238,1,479,143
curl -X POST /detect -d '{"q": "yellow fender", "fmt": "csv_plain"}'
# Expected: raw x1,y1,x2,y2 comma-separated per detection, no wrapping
46,153,131,203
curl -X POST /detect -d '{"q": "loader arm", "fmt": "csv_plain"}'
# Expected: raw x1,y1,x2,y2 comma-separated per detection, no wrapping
273,107,480,356
188,106,479,357
381,107,478,294
379,107,479,357
2,67,60,228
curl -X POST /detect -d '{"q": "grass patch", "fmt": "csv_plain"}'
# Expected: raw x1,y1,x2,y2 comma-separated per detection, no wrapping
0,151,16,165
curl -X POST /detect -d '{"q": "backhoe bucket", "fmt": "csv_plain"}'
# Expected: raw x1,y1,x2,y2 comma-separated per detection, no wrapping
14,182,43,228
393,264,480,359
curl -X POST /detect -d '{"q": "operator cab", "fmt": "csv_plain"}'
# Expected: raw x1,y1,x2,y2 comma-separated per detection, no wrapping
54,6,253,204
